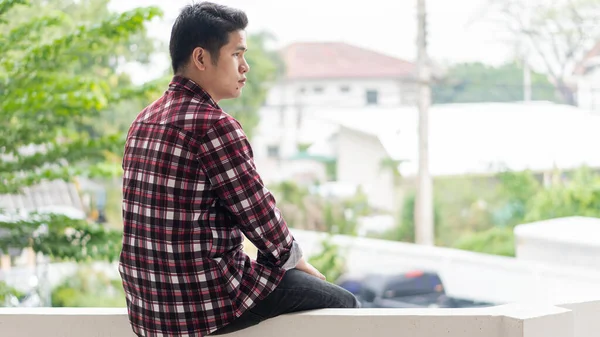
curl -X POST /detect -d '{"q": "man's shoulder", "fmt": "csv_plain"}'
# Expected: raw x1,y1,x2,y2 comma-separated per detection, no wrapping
136,91,233,138
171,95,226,137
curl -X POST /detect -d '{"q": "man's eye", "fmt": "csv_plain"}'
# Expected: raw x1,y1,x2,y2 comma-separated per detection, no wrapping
233,53,240,57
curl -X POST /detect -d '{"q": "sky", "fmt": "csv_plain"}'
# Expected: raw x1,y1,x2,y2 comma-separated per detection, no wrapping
109,0,519,84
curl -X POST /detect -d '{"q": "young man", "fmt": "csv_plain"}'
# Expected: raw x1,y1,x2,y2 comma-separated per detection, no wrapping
118,2,359,337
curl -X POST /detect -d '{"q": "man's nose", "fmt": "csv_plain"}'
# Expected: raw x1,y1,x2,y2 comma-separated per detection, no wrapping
241,60,250,73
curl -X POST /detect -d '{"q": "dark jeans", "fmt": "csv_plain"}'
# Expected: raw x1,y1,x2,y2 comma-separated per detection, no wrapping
210,269,360,335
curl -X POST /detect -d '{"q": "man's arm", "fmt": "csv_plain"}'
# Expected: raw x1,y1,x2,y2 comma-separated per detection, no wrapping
197,116,302,270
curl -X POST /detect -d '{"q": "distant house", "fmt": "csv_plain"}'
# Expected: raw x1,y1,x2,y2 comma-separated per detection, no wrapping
574,41,600,112
252,42,417,182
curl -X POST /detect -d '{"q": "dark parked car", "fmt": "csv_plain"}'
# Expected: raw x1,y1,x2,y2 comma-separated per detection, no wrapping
336,270,495,308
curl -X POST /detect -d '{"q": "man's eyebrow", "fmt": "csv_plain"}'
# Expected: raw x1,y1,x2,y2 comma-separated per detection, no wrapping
235,45,247,52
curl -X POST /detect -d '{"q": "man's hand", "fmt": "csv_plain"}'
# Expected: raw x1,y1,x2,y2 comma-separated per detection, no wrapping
295,257,326,280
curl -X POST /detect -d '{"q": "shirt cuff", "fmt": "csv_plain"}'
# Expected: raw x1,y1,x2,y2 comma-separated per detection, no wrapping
281,240,303,270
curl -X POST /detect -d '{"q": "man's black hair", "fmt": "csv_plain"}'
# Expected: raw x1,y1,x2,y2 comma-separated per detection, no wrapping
169,2,248,73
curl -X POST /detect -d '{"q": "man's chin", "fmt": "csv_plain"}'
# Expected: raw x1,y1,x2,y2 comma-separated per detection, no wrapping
221,91,242,101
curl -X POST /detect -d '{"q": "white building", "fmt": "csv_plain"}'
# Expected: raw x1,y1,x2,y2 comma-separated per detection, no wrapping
251,42,417,183
300,102,600,212
574,41,600,112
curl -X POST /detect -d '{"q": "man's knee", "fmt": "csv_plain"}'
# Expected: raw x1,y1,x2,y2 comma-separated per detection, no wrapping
334,286,361,308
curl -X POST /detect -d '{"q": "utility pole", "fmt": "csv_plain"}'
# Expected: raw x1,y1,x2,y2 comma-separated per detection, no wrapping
524,58,532,101
522,0,532,101
415,0,434,246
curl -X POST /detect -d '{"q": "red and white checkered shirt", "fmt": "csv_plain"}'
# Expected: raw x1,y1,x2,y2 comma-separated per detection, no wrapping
119,75,299,337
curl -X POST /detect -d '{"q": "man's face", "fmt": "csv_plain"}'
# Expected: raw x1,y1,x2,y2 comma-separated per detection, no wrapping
202,30,249,102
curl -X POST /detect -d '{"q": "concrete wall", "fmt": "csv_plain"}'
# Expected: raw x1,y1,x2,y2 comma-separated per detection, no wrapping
558,300,600,337
4,229,600,306
0,303,591,337
514,216,600,271
290,230,600,305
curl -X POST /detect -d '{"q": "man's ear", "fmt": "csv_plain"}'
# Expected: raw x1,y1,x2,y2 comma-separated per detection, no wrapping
192,47,206,71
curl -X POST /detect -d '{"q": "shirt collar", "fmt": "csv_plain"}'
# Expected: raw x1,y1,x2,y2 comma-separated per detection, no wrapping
168,75,219,108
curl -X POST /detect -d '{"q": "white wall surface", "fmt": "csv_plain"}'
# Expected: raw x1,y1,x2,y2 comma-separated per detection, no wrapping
0,304,585,337
577,67,600,112
336,127,396,212
290,230,600,305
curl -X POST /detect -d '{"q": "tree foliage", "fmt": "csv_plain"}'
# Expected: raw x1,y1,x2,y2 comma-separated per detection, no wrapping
0,0,162,261
433,61,559,104
491,0,600,104
375,192,442,244
525,166,600,222
308,237,346,283
453,226,515,257
0,280,23,305
51,267,125,307
453,166,600,256
493,169,543,227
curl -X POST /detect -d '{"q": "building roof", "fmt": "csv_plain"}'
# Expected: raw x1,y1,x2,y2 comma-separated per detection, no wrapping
0,179,85,254
281,42,416,80
574,41,600,75
0,180,84,213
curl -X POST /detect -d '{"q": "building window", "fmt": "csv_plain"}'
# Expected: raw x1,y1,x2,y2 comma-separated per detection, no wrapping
340,85,350,93
366,90,379,105
267,145,280,158
313,86,324,94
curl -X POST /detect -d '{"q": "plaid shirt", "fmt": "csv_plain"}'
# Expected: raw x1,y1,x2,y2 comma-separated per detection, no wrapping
119,76,301,337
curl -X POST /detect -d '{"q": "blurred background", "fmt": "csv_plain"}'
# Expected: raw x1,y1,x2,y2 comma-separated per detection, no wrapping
1,0,600,310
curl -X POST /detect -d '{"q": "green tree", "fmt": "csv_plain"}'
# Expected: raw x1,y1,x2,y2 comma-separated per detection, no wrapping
51,267,125,307
453,226,515,257
383,192,442,243
525,166,600,222
433,61,558,104
454,166,600,257
270,180,310,207
308,236,346,283
0,0,162,261
493,170,542,227
0,280,24,306
492,0,600,105
1,0,161,137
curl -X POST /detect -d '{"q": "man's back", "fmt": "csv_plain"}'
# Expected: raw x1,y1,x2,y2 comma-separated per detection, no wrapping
119,76,291,336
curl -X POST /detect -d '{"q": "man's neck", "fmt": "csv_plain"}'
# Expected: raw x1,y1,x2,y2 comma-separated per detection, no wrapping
177,72,220,103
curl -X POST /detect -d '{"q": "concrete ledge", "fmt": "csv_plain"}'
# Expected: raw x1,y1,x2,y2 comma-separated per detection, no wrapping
558,300,600,337
0,304,579,337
